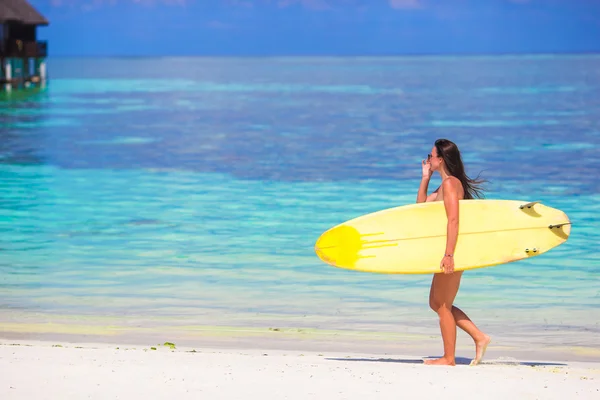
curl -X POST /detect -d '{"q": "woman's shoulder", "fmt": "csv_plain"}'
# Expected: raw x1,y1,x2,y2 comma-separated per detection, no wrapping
442,176,464,195
442,176,461,187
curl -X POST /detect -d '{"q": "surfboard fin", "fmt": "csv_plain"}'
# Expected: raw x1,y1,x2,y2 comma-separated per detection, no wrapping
549,222,571,229
525,248,538,254
519,201,541,209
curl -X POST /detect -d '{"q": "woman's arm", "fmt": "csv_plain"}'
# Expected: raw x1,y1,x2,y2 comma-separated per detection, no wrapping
417,176,430,203
417,160,434,203
441,177,460,273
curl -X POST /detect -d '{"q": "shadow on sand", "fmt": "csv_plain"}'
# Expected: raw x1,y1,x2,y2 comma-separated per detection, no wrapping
325,356,568,367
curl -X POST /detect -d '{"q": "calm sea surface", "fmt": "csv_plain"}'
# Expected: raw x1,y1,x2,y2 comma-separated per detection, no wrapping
1,56,599,355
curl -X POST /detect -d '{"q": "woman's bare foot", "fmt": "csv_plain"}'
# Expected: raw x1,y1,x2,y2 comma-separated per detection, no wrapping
470,334,491,366
424,357,456,366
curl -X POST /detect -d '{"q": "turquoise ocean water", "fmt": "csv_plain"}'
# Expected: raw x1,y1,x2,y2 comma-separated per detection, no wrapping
1,56,599,356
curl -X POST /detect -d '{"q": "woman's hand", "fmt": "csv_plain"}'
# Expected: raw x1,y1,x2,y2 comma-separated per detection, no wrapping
440,255,454,274
422,159,433,179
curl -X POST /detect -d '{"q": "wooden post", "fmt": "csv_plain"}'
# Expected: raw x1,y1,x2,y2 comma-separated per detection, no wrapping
40,59,46,81
4,58,11,91
34,57,46,87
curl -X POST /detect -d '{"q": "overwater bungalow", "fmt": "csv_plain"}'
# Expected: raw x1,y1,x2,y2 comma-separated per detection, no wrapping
1,0,49,91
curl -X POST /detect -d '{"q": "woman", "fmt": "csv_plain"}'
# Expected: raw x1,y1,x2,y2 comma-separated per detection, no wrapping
417,139,491,366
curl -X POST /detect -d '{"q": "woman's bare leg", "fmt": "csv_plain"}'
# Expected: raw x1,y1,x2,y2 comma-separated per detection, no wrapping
451,306,491,365
428,273,491,365
425,271,463,365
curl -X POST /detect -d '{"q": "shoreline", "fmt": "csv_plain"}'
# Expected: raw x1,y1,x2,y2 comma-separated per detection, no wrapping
2,320,599,364
2,338,599,399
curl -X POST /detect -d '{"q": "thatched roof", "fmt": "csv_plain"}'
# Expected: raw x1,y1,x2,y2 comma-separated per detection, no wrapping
0,0,49,26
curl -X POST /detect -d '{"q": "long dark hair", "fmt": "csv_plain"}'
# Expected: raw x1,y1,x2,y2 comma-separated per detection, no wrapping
435,138,486,199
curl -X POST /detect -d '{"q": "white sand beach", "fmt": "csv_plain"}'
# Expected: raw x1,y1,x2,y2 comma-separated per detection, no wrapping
2,339,599,400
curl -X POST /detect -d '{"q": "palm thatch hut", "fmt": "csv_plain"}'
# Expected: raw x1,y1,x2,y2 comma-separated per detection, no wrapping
1,0,49,91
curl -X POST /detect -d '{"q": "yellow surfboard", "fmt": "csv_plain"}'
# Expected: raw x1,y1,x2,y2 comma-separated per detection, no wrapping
315,200,571,274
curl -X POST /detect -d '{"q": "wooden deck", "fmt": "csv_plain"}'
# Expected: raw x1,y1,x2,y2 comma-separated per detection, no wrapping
0,40,48,58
